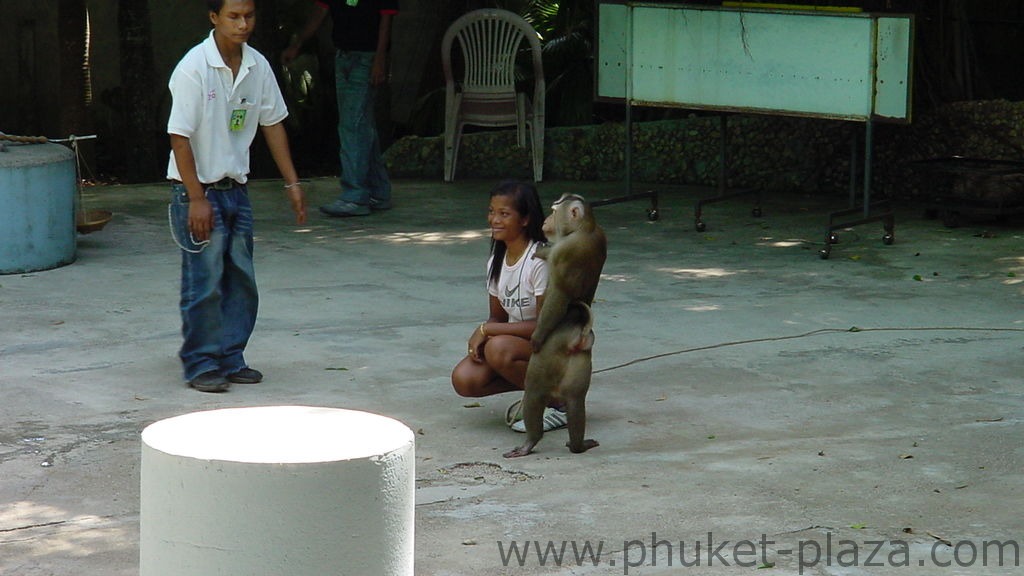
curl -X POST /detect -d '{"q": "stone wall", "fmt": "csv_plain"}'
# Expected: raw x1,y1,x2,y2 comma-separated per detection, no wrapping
385,100,1024,200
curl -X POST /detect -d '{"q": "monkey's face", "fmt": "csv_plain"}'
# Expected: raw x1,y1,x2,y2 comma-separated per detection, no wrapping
542,213,555,238
488,195,529,244
547,196,586,239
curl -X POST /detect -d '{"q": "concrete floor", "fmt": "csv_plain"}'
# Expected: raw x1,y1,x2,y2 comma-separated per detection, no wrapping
1,178,1022,575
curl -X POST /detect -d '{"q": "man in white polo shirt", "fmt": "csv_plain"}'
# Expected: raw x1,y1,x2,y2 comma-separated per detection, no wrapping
167,0,307,393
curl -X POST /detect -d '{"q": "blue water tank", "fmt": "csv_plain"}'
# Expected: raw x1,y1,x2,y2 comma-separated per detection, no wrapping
0,142,77,274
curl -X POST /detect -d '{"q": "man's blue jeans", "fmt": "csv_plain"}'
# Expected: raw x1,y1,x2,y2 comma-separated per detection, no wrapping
335,50,391,206
170,182,258,381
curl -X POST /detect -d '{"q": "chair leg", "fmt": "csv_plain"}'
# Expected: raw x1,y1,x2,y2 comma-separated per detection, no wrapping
443,142,453,183
444,117,458,182
445,122,465,183
531,119,544,182
453,123,466,181
516,96,527,148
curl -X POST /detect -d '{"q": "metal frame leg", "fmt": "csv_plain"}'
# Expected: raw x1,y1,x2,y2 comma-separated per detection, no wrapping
694,115,762,232
820,120,895,259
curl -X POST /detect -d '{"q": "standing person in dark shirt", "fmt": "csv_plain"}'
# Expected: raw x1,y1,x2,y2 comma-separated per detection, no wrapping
283,0,398,217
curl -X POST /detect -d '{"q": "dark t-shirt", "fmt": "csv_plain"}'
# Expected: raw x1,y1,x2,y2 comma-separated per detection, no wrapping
317,0,399,52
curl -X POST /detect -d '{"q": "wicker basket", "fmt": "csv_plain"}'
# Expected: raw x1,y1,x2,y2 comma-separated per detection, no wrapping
76,209,112,234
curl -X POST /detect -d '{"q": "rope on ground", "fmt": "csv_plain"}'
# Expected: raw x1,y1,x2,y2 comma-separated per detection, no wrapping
0,133,49,144
0,133,97,144
594,325,1024,374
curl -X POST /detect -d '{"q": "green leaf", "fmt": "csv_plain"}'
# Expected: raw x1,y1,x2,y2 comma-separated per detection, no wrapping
912,275,922,281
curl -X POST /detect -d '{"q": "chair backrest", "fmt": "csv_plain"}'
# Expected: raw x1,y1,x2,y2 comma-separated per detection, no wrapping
442,9,544,97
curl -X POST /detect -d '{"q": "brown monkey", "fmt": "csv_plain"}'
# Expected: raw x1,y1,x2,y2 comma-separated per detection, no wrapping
504,193,606,458
530,194,607,352
503,301,597,458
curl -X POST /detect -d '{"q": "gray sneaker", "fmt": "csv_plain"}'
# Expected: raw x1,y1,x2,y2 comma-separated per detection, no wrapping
188,370,230,393
369,198,393,211
320,200,370,217
226,367,263,384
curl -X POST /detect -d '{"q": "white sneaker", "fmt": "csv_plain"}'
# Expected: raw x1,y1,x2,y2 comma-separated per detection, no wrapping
511,407,568,433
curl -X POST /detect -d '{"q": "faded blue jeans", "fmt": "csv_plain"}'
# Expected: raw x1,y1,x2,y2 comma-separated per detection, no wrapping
170,182,258,381
335,50,391,206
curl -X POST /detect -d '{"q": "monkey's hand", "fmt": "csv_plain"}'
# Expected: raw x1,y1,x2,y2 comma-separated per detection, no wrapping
530,335,545,353
532,242,551,260
503,444,534,458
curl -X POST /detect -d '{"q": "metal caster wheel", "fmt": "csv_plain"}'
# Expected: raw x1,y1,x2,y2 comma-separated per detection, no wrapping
695,220,706,232
647,209,659,221
819,248,830,259
883,233,894,245
752,207,762,217
828,233,838,244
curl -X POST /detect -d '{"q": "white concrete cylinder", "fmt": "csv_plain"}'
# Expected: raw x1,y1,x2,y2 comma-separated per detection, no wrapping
139,406,415,576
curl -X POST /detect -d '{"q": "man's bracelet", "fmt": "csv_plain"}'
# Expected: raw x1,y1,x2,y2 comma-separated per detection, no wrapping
283,181,302,189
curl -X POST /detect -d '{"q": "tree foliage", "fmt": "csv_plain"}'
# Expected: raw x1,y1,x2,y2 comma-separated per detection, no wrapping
519,0,596,126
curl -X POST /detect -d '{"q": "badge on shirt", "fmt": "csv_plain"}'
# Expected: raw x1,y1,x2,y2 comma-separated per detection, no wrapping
230,98,251,132
229,109,247,131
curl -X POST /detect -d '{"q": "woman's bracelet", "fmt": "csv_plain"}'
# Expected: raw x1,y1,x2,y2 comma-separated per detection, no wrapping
283,181,302,189
479,322,488,337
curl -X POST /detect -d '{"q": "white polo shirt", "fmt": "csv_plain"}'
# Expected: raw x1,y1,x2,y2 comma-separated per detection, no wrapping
166,31,288,185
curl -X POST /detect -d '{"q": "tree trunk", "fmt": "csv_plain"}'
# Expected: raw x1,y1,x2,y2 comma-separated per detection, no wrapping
118,0,159,182
58,0,89,138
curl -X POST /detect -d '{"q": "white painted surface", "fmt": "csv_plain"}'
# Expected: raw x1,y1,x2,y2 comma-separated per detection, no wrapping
139,406,415,575
596,2,913,121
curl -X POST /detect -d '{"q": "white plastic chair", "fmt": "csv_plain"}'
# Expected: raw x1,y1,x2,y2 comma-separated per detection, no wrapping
441,9,545,182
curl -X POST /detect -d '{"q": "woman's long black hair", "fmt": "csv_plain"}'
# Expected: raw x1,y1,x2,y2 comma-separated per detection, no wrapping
488,181,548,287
